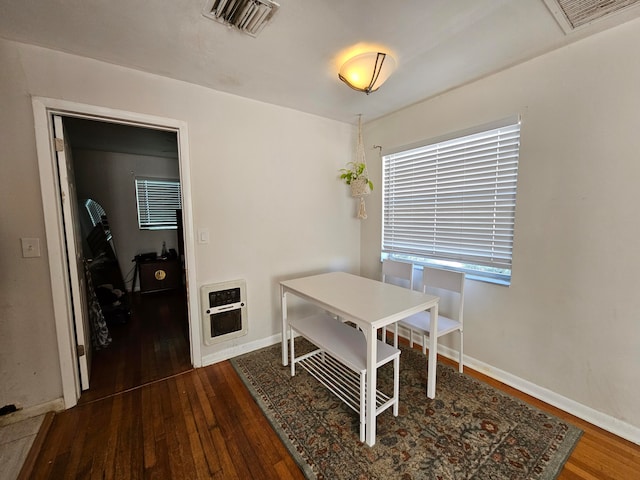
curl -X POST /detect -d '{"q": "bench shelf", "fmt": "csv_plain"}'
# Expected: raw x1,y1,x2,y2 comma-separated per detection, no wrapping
289,313,400,442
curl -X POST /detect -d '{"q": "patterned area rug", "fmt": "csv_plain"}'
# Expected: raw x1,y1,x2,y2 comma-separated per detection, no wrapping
231,339,582,479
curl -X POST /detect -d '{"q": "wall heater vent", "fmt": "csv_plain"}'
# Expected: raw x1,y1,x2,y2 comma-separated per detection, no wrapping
202,0,280,37
201,279,248,345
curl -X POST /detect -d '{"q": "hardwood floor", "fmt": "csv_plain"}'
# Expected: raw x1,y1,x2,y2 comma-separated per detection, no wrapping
22,289,306,479
78,289,193,404
23,363,303,479
21,318,639,479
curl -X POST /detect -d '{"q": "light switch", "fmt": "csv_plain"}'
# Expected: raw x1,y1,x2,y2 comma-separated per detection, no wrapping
198,228,210,244
21,237,41,258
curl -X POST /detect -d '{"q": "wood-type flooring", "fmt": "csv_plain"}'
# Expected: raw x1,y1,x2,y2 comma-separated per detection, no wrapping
19,293,640,479
78,289,192,405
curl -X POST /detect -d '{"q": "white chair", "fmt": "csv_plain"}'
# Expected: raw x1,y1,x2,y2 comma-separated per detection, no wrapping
393,266,465,372
381,259,414,343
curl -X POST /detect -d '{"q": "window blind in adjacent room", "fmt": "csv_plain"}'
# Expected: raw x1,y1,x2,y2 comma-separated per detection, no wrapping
135,178,182,230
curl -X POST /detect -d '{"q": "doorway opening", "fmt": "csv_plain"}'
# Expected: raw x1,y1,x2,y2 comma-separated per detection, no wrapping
62,117,192,403
33,97,201,409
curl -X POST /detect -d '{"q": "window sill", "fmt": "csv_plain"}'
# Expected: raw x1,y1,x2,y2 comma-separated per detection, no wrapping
381,253,511,287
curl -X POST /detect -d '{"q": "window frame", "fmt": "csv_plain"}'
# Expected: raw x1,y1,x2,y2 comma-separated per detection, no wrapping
134,177,182,231
381,116,521,285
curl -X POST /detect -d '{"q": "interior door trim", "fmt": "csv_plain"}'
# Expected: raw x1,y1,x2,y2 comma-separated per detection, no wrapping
32,96,201,408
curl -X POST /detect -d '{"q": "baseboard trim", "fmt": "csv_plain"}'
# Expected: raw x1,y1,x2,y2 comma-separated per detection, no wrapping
433,341,640,445
201,334,282,366
0,398,64,427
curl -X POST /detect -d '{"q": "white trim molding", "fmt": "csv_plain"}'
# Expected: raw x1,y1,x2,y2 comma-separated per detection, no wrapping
457,348,640,445
0,398,64,427
425,337,640,445
31,96,201,408
201,334,282,366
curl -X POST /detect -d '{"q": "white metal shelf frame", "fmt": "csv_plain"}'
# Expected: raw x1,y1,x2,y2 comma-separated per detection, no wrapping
289,313,400,442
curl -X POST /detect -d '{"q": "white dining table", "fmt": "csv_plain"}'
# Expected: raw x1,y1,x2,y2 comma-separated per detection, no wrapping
280,271,439,446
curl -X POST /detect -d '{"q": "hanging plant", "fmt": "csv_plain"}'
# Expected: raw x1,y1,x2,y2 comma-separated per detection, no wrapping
339,161,374,196
338,115,372,219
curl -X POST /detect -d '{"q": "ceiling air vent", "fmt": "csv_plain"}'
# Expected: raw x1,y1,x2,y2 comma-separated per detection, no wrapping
543,0,640,33
202,0,280,37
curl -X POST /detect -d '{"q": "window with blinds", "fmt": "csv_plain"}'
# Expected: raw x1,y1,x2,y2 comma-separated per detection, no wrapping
135,178,182,230
382,117,521,284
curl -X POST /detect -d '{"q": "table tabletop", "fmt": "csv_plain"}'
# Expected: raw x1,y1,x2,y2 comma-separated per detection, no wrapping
280,271,439,329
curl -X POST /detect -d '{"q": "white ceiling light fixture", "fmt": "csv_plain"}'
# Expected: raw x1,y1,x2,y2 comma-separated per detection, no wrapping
338,52,397,95
202,0,280,37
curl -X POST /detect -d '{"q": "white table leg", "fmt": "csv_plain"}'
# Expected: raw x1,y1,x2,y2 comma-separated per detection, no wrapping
290,324,296,376
359,372,366,442
365,324,377,446
426,303,438,398
393,355,399,416
281,286,288,366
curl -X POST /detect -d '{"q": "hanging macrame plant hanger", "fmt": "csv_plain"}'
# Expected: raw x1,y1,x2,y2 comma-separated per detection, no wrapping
352,115,370,219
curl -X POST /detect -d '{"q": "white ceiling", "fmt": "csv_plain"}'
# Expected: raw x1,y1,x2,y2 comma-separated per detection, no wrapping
1,0,640,125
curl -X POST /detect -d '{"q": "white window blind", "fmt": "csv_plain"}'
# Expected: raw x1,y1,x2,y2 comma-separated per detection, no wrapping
135,178,182,230
382,119,521,277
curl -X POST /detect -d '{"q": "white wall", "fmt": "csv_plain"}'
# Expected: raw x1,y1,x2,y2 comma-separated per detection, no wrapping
361,19,640,435
0,38,360,411
0,40,62,410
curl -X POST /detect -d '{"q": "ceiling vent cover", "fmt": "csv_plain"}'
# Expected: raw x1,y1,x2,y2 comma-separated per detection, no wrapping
202,0,280,37
544,0,640,32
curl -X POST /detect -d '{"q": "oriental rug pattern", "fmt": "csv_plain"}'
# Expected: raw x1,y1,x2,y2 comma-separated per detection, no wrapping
231,339,582,480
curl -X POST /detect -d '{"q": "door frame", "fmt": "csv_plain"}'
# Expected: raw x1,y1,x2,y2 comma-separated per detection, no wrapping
32,97,202,408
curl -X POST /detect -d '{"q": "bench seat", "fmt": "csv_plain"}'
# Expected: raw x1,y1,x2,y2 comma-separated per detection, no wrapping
289,313,400,442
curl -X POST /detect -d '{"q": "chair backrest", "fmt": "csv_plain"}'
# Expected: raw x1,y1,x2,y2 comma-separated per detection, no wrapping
421,266,465,321
382,259,414,289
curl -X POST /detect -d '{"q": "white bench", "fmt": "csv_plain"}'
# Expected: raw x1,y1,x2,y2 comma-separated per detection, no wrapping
289,313,401,442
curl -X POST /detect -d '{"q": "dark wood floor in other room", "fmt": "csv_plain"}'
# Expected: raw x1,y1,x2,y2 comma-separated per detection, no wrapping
21,319,639,478
78,289,193,404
